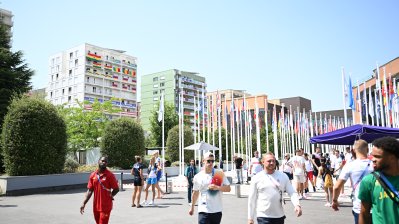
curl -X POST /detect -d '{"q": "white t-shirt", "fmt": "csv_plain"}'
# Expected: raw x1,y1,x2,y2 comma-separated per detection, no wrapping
289,156,306,176
251,157,262,175
304,159,313,172
248,170,300,219
192,169,230,213
282,159,292,173
338,159,373,213
345,152,353,163
333,156,343,175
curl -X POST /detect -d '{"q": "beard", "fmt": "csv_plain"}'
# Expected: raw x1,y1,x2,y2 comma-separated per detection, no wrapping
99,164,107,171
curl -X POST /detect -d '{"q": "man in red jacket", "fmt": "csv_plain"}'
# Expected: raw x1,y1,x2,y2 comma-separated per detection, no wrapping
80,156,119,224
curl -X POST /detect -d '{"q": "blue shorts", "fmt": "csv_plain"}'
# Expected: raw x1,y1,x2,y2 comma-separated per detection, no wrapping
147,177,157,185
157,170,162,181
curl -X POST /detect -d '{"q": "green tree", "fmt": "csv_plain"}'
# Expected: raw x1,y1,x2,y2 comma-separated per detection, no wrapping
213,128,231,161
101,117,145,169
149,102,178,147
166,125,194,163
0,25,34,172
1,96,67,175
57,99,119,157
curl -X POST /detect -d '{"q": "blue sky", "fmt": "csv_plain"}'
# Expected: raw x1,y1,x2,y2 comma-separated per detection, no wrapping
2,0,399,111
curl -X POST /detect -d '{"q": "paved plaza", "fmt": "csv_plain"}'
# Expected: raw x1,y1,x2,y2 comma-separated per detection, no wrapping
0,182,355,224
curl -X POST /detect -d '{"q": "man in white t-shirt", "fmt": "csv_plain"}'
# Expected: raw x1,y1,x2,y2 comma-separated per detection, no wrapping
249,151,262,179
189,152,231,224
248,152,302,224
331,140,373,224
289,148,307,199
344,146,353,163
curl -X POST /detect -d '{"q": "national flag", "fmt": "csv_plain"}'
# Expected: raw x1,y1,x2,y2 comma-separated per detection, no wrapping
368,86,374,117
87,53,102,61
348,76,355,110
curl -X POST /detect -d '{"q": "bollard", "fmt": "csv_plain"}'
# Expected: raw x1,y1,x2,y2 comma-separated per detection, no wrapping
235,184,241,198
119,172,124,191
165,173,168,193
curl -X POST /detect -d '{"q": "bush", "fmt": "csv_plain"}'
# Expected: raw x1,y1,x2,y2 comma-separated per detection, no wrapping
100,118,145,169
63,157,80,173
166,125,194,163
1,97,67,175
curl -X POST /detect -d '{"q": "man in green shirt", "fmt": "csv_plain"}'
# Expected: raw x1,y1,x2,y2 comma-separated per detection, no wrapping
358,137,399,224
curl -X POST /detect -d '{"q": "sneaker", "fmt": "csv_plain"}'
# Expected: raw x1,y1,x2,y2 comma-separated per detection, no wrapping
188,202,192,207
324,203,331,207
140,200,148,206
298,196,303,200
313,186,316,192
148,200,154,206
302,195,308,200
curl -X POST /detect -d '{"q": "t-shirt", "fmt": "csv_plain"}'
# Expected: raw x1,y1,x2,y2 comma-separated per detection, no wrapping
192,169,230,213
282,159,292,173
132,162,143,177
289,156,306,176
358,172,399,224
304,159,313,172
148,164,158,178
235,157,243,169
312,153,321,170
338,159,373,213
87,169,119,212
332,156,343,175
185,165,198,181
345,152,353,163
251,157,262,175
248,170,300,219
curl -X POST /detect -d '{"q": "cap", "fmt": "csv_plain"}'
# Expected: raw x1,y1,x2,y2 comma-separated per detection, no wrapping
203,151,214,159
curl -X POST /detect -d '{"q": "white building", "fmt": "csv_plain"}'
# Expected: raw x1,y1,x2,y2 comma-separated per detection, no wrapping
46,43,138,118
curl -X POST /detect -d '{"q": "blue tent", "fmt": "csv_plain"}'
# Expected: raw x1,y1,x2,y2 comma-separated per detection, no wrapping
309,124,399,145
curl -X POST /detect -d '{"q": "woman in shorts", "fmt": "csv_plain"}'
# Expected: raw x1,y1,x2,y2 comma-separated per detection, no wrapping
131,156,144,208
142,156,158,206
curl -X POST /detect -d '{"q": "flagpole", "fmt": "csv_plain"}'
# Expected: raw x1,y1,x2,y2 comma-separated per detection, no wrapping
265,99,269,153
363,82,369,125
255,97,261,155
368,85,375,126
377,63,385,126
342,67,348,127
224,96,229,171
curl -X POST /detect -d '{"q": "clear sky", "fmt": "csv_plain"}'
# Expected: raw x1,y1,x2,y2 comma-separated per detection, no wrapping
2,0,398,111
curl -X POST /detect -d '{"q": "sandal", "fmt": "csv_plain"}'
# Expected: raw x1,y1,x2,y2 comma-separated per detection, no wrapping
136,205,143,208
131,204,136,207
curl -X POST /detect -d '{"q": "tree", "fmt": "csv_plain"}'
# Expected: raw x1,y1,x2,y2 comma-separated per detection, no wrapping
149,102,178,147
57,99,119,157
1,96,67,175
100,117,145,169
166,125,194,163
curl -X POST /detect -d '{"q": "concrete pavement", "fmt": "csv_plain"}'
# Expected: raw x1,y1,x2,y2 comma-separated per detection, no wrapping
0,183,355,224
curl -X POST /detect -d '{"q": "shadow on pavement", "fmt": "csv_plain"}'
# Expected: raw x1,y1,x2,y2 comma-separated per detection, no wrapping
0,204,17,208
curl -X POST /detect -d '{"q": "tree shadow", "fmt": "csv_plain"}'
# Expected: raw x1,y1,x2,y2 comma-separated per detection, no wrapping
0,204,17,208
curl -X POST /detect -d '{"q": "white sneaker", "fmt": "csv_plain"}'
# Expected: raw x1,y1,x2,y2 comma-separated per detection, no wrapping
141,200,148,206
188,202,192,207
148,200,154,205
324,203,331,207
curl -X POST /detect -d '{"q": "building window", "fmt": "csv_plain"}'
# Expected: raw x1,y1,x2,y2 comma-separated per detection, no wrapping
62,89,65,95
69,69,72,77
153,77,158,82
69,87,72,93
69,52,73,59
153,84,158,88
50,92,53,98
75,50,78,57
68,96,72,103
160,76,165,80
75,59,78,67
153,97,158,101
160,82,165,87
56,73,59,79
51,75,54,81
93,87,96,93
87,77,90,83
153,90,158,95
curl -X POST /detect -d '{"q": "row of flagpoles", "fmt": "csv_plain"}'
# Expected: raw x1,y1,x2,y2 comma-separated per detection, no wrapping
157,63,398,175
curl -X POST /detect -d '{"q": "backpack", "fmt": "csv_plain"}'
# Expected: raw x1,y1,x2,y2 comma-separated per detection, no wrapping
324,173,333,188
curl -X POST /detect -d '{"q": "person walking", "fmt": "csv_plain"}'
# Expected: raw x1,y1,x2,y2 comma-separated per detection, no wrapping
80,156,119,224
249,151,262,181
358,137,399,224
131,156,144,208
318,157,334,207
303,153,315,193
331,140,373,224
248,152,302,224
153,151,165,199
311,147,322,191
282,154,293,181
188,152,231,224
185,159,198,206
289,148,307,199
234,155,244,184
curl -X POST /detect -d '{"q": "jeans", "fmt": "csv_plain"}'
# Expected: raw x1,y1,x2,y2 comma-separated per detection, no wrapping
257,216,285,224
236,168,243,183
187,180,193,203
198,212,222,224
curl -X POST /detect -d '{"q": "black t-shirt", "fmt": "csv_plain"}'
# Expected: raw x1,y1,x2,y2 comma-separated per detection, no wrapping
311,153,321,170
132,162,143,177
235,157,243,169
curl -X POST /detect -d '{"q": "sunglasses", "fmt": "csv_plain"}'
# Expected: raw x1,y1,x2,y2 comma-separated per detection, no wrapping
206,160,215,164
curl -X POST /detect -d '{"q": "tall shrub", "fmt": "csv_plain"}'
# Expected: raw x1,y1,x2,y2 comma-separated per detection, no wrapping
101,118,145,169
1,97,67,175
166,125,194,163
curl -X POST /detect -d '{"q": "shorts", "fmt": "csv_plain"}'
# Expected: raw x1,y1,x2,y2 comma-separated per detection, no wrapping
94,211,111,224
307,171,314,181
284,172,293,180
133,177,142,186
294,175,306,183
147,177,157,185
313,169,319,177
157,170,162,181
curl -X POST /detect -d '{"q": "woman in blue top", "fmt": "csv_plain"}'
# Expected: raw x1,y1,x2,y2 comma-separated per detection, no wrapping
142,156,158,206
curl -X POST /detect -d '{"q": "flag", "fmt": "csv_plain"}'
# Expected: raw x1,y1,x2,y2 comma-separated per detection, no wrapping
158,93,164,122
348,76,355,110
369,86,374,117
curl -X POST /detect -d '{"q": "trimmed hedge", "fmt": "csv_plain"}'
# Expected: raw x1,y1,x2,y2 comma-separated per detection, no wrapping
1,97,67,175
100,117,145,169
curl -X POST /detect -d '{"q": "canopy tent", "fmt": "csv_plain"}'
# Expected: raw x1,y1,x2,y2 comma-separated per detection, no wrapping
184,141,220,151
309,124,399,145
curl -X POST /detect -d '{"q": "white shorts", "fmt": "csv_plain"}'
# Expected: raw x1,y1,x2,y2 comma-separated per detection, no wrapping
293,175,306,183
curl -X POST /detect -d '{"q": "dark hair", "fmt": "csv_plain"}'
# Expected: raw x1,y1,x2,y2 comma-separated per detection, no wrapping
372,137,399,158
304,153,308,157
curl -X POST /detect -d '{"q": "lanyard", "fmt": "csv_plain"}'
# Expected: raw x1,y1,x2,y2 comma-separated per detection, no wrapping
96,173,111,192
379,172,399,199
